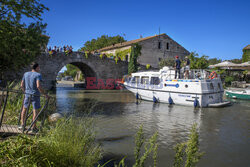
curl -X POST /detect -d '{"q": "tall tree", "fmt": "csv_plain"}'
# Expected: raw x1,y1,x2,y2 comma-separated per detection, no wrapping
79,35,126,52
128,44,141,74
0,0,49,78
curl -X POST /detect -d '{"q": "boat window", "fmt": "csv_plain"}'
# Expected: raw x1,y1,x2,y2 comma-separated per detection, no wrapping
131,76,140,84
210,83,214,89
218,83,221,90
185,84,188,88
141,76,149,84
150,77,160,85
125,76,131,82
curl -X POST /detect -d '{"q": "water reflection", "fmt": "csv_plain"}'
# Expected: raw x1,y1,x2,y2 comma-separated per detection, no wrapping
56,88,250,167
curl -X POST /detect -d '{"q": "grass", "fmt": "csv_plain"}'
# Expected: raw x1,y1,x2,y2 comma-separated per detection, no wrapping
0,117,102,167
0,118,204,167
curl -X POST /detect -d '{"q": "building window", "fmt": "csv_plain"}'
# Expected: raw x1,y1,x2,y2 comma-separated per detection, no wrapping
158,42,161,49
166,42,169,50
158,58,162,62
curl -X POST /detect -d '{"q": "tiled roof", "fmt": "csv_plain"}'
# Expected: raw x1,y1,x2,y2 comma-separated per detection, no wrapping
243,45,250,50
98,34,166,52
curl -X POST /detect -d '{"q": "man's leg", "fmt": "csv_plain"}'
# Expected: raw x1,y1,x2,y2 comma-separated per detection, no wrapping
20,106,27,126
32,109,39,129
32,97,40,130
178,69,181,79
175,69,177,79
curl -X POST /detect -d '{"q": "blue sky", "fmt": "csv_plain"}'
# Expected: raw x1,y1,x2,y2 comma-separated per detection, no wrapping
39,0,249,60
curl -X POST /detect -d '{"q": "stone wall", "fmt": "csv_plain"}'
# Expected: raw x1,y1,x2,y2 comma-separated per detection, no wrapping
137,34,190,68
3,52,128,90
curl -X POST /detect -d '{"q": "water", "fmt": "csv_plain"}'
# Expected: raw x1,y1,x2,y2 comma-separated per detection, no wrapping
56,87,250,167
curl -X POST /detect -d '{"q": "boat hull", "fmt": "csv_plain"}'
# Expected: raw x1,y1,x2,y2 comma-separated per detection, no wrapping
225,91,250,100
125,84,224,107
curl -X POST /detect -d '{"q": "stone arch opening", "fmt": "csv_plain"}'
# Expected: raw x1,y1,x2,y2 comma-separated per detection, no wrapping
56,61,97,88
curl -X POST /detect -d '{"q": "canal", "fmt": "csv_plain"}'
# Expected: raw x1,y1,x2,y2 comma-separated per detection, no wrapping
56,87,250,167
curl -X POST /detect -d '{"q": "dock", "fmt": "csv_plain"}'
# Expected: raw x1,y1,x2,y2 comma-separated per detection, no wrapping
0,124,35,136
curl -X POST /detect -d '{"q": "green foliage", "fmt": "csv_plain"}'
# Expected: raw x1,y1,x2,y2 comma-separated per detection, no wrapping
0,118,102,167
128,44,141,74
208,58,222,65
159,58,175,68
100,54,104,59
80,35,126,52
229,59,242,64
146,64,151,70
188,52,209,69
133,125,158,167
225,76,234,86
242,49,250,62
173,124,204,167
85,51,89,58
0,0,49,76
63,64,81,79
115,48,131,61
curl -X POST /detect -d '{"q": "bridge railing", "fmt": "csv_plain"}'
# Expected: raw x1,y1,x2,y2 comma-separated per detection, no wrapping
0,88,56,134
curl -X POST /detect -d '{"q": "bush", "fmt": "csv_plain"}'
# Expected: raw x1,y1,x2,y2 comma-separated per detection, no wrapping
159,58,175,69
225,76,234,86
146,64,151,70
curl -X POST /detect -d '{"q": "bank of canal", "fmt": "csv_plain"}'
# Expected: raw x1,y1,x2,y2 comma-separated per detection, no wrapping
56,87,250,167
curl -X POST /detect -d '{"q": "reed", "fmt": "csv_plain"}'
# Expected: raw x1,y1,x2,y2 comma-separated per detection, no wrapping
173,124,204,167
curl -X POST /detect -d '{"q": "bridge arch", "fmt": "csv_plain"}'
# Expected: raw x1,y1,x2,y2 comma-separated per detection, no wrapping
4,52,128,90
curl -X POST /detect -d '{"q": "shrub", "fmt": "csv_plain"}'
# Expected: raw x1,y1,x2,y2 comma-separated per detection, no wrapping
146,64,151,70
224,76,234,86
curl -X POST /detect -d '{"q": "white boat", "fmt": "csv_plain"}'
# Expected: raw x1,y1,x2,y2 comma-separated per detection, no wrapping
124,67,230,107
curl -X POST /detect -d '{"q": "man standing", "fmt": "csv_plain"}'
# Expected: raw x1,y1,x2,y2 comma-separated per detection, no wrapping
175,56,181,79
19,62,48,133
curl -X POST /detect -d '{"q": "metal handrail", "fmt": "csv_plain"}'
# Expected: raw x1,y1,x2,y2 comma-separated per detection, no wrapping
0,88,54,134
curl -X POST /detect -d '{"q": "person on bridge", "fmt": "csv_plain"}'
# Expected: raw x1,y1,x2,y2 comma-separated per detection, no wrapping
19,62,49,133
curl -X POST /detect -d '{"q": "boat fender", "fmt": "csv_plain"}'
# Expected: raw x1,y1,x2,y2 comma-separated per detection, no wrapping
153,96,158,103
194,99,199,108
136,93,139,99
168,97,173,105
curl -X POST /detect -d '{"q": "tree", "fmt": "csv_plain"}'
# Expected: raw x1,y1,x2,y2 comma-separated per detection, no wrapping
208,58,222,65
229,58,242,64
0,0,49,78
63,64,83,80
188,52,209,69
242,48,250,62
79,35,126,52
158,58,175,68
128,44,141,74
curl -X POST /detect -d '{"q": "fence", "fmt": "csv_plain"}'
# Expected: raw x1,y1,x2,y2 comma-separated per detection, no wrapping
0,88,55,135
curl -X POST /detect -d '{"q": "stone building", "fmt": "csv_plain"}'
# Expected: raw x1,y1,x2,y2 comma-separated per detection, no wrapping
98,33,190,68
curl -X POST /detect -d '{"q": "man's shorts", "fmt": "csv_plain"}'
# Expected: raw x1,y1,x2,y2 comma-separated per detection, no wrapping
23,95,41,110
185,65,190,70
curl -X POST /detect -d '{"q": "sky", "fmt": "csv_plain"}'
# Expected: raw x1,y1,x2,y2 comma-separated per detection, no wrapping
35,0,250,61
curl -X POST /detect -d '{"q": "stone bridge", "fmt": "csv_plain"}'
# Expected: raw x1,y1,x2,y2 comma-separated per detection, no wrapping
5,52,129,90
